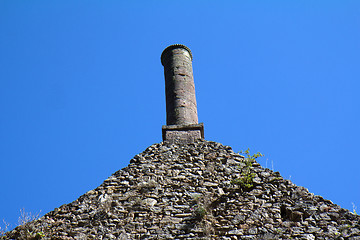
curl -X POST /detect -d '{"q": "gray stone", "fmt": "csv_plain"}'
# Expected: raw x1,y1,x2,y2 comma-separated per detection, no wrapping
142,198,157,208
161,45,204,144
307,226,321,233
4,140,360,239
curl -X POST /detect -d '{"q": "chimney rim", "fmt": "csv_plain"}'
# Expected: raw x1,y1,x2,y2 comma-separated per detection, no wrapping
161,44,193,66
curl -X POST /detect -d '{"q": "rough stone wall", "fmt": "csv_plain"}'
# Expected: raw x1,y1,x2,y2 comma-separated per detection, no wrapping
4,140,360,239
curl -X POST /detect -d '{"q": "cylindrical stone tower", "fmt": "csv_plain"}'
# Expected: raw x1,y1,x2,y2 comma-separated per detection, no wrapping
161,44,204,144
161,44,198,126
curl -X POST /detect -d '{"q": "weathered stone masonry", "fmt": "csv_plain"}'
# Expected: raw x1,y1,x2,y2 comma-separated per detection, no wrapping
161,44,204,144
4,140,360,239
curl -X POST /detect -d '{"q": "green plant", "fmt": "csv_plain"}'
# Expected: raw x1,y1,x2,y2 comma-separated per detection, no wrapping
17,209,44,239
19,229,45,240
231,149,264,189
239,149,264,162
0,209,44,240
35,231,45,239
193,205,207,219
352,202,358,215
190,194,208,219
231,172,256,189
191,193,202,203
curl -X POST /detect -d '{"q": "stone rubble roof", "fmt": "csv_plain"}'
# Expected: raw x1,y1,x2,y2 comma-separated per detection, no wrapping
4,140,360,239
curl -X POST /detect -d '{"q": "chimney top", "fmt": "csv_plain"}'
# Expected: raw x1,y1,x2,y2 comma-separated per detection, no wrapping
161,44,193,66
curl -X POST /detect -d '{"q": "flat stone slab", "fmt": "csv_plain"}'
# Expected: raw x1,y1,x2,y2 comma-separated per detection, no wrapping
162,123,204,144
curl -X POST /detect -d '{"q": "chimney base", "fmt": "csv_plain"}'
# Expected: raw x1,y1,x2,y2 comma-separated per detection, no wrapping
162,123,204,144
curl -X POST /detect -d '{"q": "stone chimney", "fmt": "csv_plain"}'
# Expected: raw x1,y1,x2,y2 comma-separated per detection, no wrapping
161,44,204,144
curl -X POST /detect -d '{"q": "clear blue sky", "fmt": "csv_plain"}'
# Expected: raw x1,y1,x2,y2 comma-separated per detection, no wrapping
1,1,359,230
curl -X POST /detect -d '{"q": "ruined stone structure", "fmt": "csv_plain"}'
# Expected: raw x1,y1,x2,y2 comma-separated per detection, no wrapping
3,45,360,240
161,44,204,144
4,140,360,239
